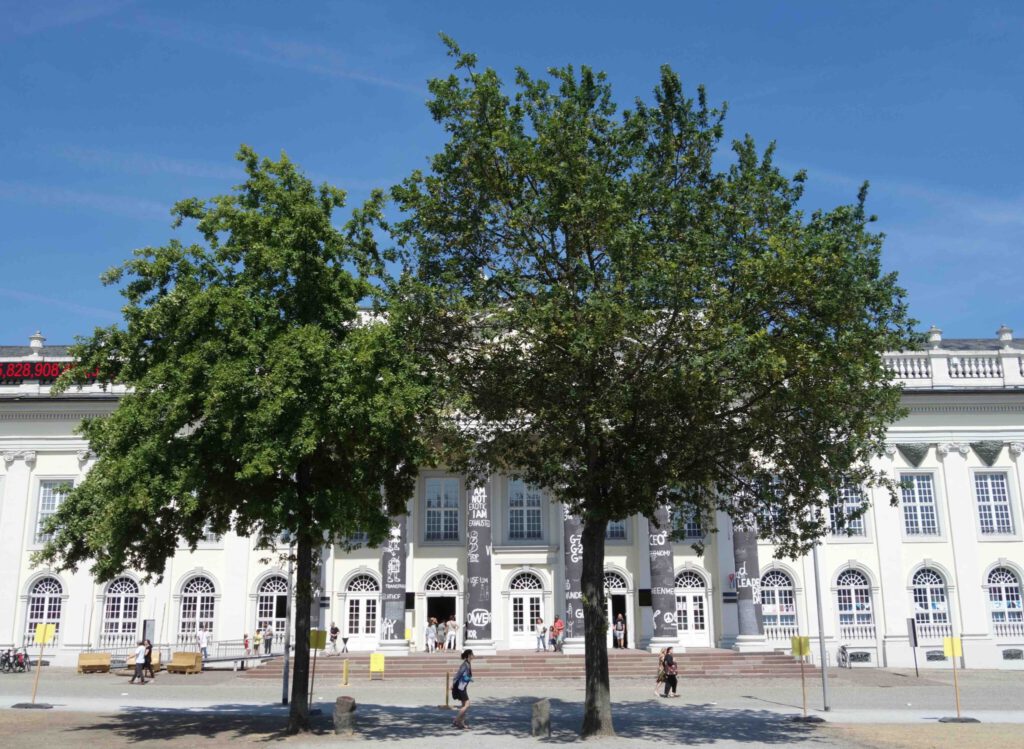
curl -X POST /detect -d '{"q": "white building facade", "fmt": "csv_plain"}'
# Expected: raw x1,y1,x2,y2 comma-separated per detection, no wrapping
1,327,1023,669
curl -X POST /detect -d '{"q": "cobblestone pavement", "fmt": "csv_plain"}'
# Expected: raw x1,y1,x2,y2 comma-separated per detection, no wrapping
0,666,1021,747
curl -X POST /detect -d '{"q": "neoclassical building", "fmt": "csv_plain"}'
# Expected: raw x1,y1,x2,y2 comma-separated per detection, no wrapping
1,327,1023,669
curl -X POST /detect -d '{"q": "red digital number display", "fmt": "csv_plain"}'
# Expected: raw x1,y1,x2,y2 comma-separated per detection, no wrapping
0,361,97,382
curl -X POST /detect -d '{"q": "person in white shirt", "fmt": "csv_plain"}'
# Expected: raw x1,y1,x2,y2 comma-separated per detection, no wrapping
196,628,210,662
445,616,458,650
129,640,147,684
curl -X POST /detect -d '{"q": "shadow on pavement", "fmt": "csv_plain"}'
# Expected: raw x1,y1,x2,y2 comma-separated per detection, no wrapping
65,698,829,745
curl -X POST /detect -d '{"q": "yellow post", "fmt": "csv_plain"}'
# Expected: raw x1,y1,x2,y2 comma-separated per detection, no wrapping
944,636,963,719
445,670,451,709
30,642,45,704
342,658,349,686
799,655,807,718
30,623,55,705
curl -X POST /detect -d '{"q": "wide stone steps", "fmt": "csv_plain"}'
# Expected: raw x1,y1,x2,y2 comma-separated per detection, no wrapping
243,649,804,680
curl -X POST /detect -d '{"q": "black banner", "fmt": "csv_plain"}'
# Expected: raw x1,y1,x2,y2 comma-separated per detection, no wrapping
380,516,406,640
562,509,585,639
648,506,678,638
464,483,493,642
732,527,764,636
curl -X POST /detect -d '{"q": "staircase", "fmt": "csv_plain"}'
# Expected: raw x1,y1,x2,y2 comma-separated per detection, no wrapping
243,648,804,681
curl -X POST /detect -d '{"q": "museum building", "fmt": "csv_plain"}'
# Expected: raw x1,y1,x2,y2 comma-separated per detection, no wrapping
1,327,1023,669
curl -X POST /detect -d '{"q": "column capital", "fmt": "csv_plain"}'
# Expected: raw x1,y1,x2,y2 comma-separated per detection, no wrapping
3,450,36,467
1009,442,1024,458
937,442,970,457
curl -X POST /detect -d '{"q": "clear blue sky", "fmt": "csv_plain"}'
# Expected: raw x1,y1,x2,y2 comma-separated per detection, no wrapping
2,1,1021,345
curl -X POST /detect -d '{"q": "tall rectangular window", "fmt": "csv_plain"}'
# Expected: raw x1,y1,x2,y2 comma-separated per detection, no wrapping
36,480,70,544
606,520,627,540
830,483,867,537
425,478,460,541
508,479,543,540
975,472,1014,535
900,474,939,536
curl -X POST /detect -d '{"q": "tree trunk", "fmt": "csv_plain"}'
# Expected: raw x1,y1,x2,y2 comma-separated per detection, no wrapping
287,531,312,733
580,517,615,737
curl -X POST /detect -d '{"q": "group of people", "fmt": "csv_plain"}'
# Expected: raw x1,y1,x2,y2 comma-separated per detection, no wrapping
425,615,460,652
656,646,679,697
129,639,155,685
533,616,565,652
242,625,276,657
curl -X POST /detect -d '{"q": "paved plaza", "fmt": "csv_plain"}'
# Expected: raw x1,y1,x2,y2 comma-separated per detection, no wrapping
0,665,1022,747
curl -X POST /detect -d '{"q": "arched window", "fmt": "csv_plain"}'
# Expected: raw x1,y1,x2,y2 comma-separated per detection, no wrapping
346,575,379,637
761,570,796,635
102,577,140,646
256,575,289,639
511,572,543,590
912,568,948,627
988,567,1023,633
425,573,459,592
675,571,707,633
25,577,62,645
179,576,216,641
835,570,873,637
603,571,627,591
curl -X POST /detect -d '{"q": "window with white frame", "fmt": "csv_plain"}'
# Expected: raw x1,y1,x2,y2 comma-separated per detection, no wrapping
835,570,873,630
674,571,707,632
830,483,867,537
35,480,71,544
25,576,62,644
900,474,939,536
424,478,460,542
508,479,543,540
606,519,627,540
102,577,140,643
988,567,1023,628
179,576,216,638
761,570,796,630
256,576,289,638
346,574,379,637
975,473,1015,535
911,568,948,625
673,507,703,539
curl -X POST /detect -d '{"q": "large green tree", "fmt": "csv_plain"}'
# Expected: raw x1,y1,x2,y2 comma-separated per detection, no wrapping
383,39,917,736
36,147,436,733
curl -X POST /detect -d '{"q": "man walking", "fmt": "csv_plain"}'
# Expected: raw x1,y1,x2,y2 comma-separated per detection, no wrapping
328,622,340,655
196,628,210,662
264,624,274,655
129,640,147,684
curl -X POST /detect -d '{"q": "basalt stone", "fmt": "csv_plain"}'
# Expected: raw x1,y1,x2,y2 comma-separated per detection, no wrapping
532,698,551,737
334,696,356,735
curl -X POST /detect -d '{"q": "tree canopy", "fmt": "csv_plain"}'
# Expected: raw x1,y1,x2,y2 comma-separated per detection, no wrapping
382,38,918,735
36,147,437,732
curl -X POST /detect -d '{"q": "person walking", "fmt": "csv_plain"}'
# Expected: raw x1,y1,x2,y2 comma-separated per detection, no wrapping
328,622,340,656
661,646,679,697
264,624,273,655
445,615,458,651
425,618,437,653
196,628,210,662
450,649,474,730
655,647,667,697
551,616,565,652
435,618,447,651
143,638,155,680
253,628,263,655
614,613,626,649
129,640,147,685
243,633,250,656
534,617,547,652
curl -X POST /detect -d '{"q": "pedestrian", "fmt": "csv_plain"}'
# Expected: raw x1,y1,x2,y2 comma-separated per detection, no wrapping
426,617,437,653
450,648,474,730
196,627,210,662
655,647,667,697
328,622,340,655
552,616,565,652
614,613,626,649
243,633,250,656
253,628,263,655
535,617,547,651
143,638,155,680
129,639,147,684
436,617,446,651
661,646,679,697
445,615,458,651
264,624,273,655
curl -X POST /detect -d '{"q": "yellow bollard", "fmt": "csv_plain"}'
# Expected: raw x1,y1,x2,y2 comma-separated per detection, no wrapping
342,658,349,686
446,670,451,709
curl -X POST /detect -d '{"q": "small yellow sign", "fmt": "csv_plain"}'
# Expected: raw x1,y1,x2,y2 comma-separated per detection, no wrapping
369,653,385,673
943,637,963,658
33,623,56,645
405,628,412,640
791,636,811,657
309,629,327,650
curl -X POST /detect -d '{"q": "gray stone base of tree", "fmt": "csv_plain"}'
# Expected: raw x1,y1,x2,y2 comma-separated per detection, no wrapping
789,715,825,723
334,696,356,735
12,703,53,709
532,698,551,737
939,717,980,723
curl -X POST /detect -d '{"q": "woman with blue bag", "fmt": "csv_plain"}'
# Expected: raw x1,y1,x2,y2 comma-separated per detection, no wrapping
451,649,475,729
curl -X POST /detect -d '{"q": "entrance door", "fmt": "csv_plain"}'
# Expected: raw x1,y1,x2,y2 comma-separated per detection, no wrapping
509,571,544,649
675,571,711,647
607,594,628,648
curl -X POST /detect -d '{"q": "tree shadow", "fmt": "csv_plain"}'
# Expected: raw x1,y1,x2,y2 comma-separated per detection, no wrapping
66,698,832,745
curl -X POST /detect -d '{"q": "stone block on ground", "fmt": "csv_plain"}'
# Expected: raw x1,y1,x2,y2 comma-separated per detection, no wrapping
531,697,551,737
334,696,356,735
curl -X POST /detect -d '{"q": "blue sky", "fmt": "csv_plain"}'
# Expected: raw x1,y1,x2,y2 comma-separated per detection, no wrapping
2,1,1021,345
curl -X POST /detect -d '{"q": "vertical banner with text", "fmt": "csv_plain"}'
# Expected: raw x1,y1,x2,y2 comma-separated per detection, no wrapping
732,527,764,636
379,515,406,640
648,506,678,639
464,482,493,642
562,509,585,638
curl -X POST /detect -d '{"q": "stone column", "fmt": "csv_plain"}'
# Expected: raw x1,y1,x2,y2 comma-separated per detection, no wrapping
561,509,585,653
464,482,496,654
377,515,409,655
0,451,35,648
731,524,767,652
647,506,679,652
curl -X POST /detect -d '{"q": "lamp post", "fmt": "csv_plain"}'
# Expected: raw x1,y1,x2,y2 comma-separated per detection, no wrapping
811,540,830,711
